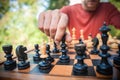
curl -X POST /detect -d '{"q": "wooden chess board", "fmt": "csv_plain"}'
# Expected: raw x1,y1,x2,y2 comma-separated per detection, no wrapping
0,45,119,80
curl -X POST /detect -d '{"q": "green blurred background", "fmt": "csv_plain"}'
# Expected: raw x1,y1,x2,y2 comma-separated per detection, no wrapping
0,0,120,54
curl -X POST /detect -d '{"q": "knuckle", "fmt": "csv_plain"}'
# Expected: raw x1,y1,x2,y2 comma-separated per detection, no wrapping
58,25,66,30
50,27,57,33
44,27,49,31
39,26,43,30
39,12,45,18
55,37,61,42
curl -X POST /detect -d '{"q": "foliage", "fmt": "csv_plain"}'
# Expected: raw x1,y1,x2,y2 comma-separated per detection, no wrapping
47,0,69,10
0,0,48,52
0,0,9,19
109,0,120,38
0,0,120,53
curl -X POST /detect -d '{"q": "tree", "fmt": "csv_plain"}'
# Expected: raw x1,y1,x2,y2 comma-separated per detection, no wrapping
47,0,69,9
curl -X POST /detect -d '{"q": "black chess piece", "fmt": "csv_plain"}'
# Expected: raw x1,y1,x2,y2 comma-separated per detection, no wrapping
113,43,120,71
52,42,59,53
59,34,70,63
38,44,51,72
33,44,41,62
113,44,120,80
73,43,88,74
46,44,54,63
79,38,84,44
96,22,113,75
2,45,16,70
16,45,30,70
90,37,99,54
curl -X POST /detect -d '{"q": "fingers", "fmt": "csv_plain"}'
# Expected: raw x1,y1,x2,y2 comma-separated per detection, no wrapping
38,9,69,43
44,10,52,36
50,9,60,38
38,12,45,32
55,13,68,42
65,33,72,43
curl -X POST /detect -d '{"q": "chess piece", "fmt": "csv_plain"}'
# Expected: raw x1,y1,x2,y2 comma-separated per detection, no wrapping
38,43,51,72
2,45,16,70
84,33,93,48
79,38,84,44
33,44,41,62
90,37,99,54
73,43,87,74
80,29,84,40
59,34,70,63
109,37,118,49
113,44,120,80
52,42,59,53
16,45,30,70
46,44,54,63
96,22,113,75
72,27,76,40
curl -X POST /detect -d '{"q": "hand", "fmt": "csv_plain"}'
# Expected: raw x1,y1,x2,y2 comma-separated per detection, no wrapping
38,9,72,43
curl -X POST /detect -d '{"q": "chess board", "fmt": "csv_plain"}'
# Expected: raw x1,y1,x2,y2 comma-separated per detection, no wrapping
0,45,119,80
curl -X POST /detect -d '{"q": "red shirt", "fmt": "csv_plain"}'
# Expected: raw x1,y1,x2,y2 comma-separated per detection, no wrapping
60,3,120,40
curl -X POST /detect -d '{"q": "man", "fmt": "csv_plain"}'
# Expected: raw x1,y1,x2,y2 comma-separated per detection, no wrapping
38,0,120,43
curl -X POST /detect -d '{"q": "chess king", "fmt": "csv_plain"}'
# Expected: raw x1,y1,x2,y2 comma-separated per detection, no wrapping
38,0,120,43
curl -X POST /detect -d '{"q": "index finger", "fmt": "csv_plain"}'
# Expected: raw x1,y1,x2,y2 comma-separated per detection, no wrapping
55,13,68,42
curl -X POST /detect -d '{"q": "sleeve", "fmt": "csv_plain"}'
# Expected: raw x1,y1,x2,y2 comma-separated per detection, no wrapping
107,4,120,29
60,6,70,15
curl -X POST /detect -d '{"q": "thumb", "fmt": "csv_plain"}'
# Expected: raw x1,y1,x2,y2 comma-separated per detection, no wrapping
65,32,72,43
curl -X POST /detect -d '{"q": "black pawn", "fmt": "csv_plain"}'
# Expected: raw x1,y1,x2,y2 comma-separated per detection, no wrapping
73,43,87,74
59,34,70,63
38,44,51,72
90,37,99,54
46,44,54,63
16,45,30,70
52,42,59,53
2,45,16,70
33,44,41,62
96,22,113,75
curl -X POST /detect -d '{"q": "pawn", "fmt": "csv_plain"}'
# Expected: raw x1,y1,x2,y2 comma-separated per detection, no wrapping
46,44,54,63
33,44,41,62
90,37,99,54
52,42,59,53
16,45,30,70
2,45,16,70
38,43,51,72
59,34,70,63
73,43,88,74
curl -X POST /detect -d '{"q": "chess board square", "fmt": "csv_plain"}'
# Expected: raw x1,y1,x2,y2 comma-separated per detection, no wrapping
56,59,74,65
28,53,34,58
28,58,40,64
92,59,101,66
68,48,75,52
52,59,59,65
69,54,75,59
75,55,90,59
90,54,101,59
94,66,112,78
13,64,37,73
49,65,72,76
72,66,96,76
52,54,61,58
74,59,93,66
